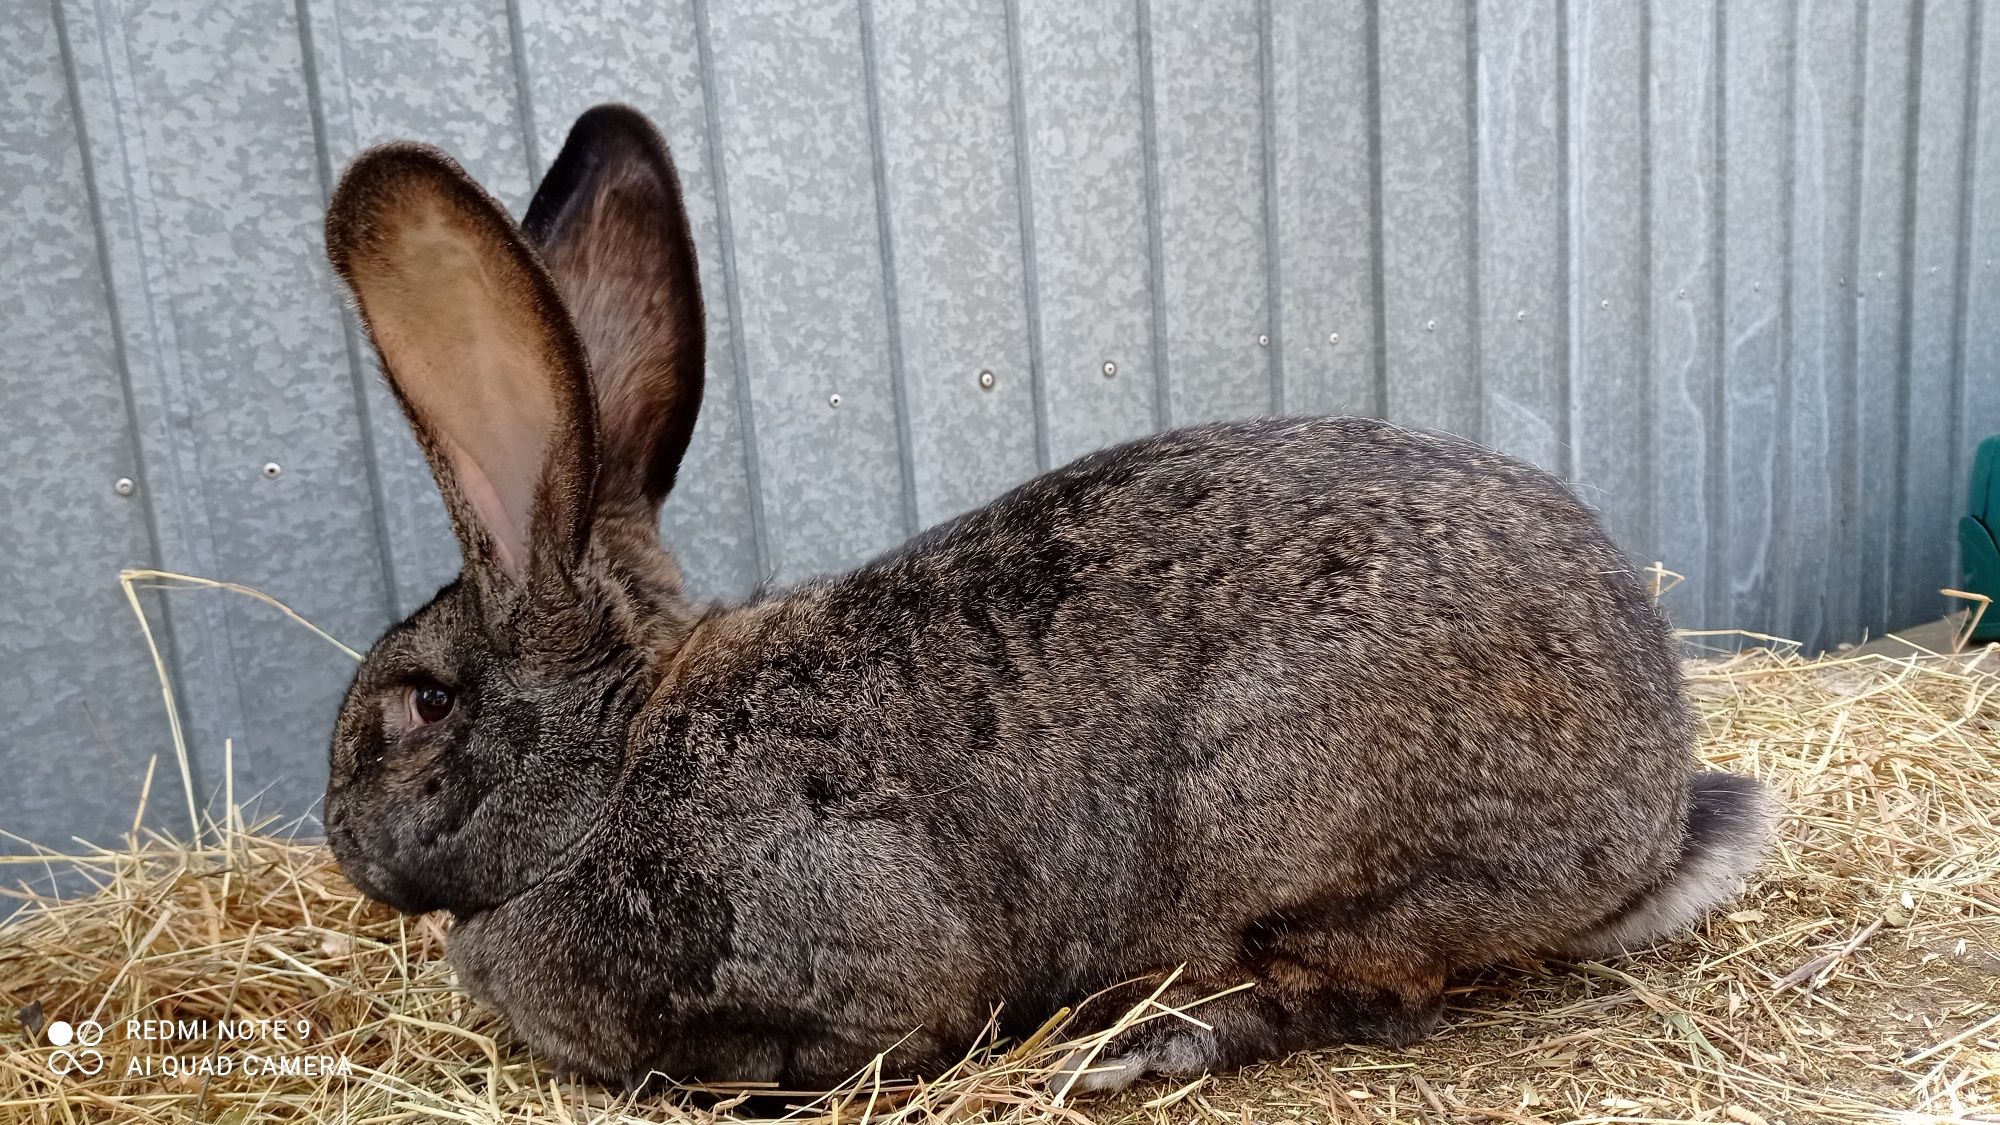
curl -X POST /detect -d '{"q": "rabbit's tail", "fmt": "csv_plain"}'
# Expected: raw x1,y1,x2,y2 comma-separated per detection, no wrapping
1555,772,1778,959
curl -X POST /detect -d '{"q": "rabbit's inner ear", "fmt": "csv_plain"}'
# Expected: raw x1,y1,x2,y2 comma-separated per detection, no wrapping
525,105,704,525
327,144,598,583
373,215,560,575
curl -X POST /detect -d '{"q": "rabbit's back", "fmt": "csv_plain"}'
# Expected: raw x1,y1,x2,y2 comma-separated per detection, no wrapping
817,415,1691,955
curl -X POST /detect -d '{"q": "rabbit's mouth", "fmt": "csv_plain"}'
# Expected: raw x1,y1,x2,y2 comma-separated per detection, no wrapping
326,844,436,916
326,785,522,916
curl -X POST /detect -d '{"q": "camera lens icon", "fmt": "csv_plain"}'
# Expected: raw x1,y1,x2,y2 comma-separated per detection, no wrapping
46,1020,105,1075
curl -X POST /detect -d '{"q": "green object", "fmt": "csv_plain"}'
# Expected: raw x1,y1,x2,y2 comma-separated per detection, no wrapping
1964,435,2000,641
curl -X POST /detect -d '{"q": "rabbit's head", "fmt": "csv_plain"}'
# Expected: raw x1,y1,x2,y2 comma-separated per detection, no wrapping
321,106,705,917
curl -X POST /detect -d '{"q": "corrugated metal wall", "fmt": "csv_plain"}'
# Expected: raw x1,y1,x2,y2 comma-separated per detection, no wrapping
5,0,1998,853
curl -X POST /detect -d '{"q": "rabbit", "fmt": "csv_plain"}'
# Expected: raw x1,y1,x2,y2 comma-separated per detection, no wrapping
320,103,1776,1093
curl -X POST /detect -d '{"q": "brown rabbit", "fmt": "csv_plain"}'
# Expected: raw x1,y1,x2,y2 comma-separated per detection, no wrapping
321,104,1774,1092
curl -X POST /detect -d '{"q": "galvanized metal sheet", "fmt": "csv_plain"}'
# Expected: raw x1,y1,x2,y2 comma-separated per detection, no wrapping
6,0,2000,853
1149,0,1275,425
1269,0,1380,420
1473,0,1564,472
1852,1,1918,635
1901,0,1977,628
868,0,1042,525
1375,0,1479,436
0,0,168,849
58,0,391,828
1785,0,1863,652
702,0,909,582
1966,13,2000,468
1649,0,1722,628
1569,1,1651,562
1718,3,1790,634
1011,0,1160,466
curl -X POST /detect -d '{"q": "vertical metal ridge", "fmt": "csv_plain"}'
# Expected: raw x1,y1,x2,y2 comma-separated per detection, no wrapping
1001,0,1051,471
51,0,208,839
294,0,401,622
65,0,248,806
53,0,160,576
291,0,336,205
1257,0,1285,415
1949,0,1985,516
1560,0,1576,480
690,0,772,582
855,0,921,536
1552,0,1574,473
1772,0,1801,643
1835,0,1869,644
1636,0,1657,557
1705,0,1730,627
51,0,177,650
1363,0,1389,419
1463,0,1482,443
1890,2,1924,615
504,0,542,180
1134,0,1172,429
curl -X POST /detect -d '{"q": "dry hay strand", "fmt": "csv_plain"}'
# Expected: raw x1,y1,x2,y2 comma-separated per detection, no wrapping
3,637,1998,1123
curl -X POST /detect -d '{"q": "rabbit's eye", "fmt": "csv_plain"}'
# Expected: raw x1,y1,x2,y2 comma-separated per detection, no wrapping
409,683,455,727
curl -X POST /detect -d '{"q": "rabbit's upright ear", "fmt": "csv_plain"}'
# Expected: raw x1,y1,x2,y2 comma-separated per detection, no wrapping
522,105,704,527
325,144,598,585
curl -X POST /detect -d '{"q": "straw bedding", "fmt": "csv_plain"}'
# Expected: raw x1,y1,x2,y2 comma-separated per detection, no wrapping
2,614,1996,1123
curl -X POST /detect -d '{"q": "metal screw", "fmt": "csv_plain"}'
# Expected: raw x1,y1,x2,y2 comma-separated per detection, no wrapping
1838,276,1846,287
828,393,842,408
977,369,995,390
261,462,282,479
113,477,135,496
1599,298,1610,310
1328,332,1340,345
1425,319,1436,332
1515,309,1526,321
1102,360,1117,378
1931,265,1940,275
1257,333,1269,347
1677,288,1687,300
1877,271,1884,280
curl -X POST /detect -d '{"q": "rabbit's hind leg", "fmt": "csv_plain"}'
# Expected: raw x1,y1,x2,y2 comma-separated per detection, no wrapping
1053,966,1442,1094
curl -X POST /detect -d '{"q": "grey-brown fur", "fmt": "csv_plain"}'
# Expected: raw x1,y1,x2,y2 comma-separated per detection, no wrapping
323,104,1775,1092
